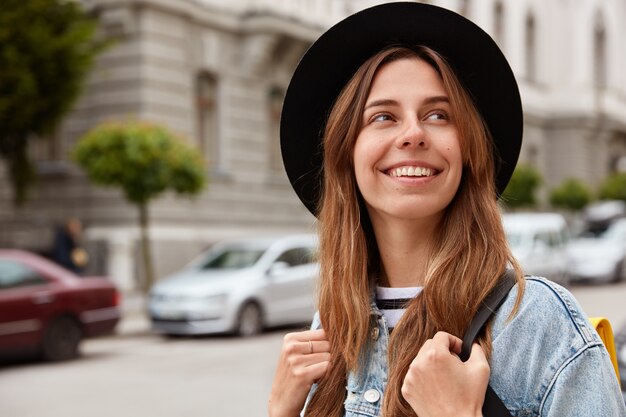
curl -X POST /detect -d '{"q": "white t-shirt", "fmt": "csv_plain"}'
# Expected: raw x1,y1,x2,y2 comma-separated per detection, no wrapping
375,285,422,330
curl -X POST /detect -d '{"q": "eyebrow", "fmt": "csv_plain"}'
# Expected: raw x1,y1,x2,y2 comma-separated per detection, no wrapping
364,95,450,110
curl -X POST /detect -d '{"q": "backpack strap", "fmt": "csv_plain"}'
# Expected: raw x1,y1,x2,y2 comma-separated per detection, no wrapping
460,269,517,417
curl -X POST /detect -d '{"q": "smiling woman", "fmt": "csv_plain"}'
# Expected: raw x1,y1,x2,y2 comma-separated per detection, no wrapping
269,3,626,417
353,54,463,228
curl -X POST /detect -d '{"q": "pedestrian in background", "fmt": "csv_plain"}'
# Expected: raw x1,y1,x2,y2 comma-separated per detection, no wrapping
52,217,89,274
270,3,626,417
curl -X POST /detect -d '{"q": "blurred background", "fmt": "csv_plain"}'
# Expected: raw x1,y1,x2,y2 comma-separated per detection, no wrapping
0,0,625,415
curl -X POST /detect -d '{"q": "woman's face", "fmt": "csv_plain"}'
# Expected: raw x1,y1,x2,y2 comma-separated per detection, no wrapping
353,57,463,224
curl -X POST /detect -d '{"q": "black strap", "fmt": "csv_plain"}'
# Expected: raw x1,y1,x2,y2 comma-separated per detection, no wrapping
460,269,517,417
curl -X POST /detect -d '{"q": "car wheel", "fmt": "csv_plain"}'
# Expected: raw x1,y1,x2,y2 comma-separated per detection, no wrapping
41,317,82,361
236,302,263,337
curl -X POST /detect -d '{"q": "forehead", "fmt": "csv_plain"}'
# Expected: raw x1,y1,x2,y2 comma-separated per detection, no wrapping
368,57,446,99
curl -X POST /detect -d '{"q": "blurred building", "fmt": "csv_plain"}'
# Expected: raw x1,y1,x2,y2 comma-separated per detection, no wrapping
0,0,624,292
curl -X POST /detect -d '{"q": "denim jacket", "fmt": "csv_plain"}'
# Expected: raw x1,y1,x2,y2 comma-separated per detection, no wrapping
305,277,626,417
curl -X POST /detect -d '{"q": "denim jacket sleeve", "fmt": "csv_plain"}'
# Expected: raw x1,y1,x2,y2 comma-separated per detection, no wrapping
489,277,626,417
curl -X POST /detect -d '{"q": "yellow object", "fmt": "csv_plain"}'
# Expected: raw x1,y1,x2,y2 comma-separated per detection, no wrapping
590,317,621,386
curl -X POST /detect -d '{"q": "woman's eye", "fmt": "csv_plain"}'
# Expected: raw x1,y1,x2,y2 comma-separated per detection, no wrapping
372,113,393,122
426,111,448,121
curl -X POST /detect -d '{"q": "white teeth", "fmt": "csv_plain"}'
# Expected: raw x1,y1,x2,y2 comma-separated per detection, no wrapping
389,166,436,177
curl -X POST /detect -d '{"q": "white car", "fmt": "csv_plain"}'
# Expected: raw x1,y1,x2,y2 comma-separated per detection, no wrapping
568,218,626,283
149,234,318,337
503,213,570,286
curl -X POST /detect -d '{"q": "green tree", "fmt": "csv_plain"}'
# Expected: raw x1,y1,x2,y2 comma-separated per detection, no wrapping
0,0,106,204
73,121,206,292
502,164,543,209
549,178,592,211
598,173,626,202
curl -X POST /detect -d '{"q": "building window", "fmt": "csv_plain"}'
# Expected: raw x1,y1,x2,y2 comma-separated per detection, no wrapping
525,13,537,82
593,15,607,88
493,1,504,48
196,72,219,169
268,86,285,172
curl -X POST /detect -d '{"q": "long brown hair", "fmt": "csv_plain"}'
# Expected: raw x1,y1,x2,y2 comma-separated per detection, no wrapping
305,46,524,417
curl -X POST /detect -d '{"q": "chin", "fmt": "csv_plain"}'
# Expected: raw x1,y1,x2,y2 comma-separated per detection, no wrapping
384,204,447,221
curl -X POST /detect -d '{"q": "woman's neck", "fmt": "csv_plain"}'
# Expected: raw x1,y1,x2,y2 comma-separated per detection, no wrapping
371,215,439,288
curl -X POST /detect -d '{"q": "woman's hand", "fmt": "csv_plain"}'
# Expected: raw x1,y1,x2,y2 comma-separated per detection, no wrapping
268,329,331,417
401,331,490,417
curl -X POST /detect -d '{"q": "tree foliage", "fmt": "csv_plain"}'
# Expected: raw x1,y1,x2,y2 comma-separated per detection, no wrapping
598,173,626,203
501,164,543,208
0,0,105,204
73,121,206,291
73,121,206,204
549,178,592,211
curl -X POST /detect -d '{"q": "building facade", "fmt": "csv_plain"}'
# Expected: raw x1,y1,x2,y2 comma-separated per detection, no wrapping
1,0,624,292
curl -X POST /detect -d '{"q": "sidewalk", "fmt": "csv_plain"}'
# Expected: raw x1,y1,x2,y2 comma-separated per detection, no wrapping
115,292,151,336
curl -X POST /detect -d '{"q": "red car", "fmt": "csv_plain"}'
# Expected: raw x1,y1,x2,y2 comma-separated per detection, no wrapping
0,250,120,361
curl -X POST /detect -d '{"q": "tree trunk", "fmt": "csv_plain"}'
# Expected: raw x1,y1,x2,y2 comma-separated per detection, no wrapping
138,202,155,293
0,133,36,206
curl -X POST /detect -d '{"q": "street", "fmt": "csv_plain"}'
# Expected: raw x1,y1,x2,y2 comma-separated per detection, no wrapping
0,281,624,417
0,328,291,417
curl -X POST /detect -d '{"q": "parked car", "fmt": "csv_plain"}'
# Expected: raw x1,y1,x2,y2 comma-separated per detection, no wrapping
581,200,626,237
149,234,318,337
568,218,626,283
0,250,120,361
502,213,570,286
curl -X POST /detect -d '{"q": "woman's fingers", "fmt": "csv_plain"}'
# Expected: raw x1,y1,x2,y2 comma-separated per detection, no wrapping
431,330,463,355
306,359,330,381
401,332,489,417
269,328,331,417
283,330,330,355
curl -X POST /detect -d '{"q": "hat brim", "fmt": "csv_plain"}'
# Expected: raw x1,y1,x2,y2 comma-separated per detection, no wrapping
280,2,523,216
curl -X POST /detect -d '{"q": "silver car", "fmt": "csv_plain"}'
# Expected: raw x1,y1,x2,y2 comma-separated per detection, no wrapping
568,218,626,283
503,212,571,286
149,234,318,337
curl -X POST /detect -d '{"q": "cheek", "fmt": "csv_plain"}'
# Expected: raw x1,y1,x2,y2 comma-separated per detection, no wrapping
352,137,374,180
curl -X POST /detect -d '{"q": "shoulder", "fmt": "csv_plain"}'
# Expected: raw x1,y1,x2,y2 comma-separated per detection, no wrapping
492,276,600,347
489,276,612,414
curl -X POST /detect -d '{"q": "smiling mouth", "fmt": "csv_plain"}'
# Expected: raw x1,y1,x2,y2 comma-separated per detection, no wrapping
387,166,440,178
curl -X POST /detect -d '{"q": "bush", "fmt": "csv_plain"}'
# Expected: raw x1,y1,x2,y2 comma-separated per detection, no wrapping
598,173,626,202
549,178,592,211
502,164,543,208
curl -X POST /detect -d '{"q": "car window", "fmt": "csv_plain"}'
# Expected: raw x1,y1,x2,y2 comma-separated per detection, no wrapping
0,259,48,289
602,221,626,242
534,233,550,247
547,231,561,247
199,248,265,270
275,247,315,267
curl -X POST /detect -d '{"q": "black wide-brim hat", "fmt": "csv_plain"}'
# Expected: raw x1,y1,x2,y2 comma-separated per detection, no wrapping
280,2,523,216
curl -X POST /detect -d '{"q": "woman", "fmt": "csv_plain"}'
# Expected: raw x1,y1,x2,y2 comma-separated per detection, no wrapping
270,3,625,417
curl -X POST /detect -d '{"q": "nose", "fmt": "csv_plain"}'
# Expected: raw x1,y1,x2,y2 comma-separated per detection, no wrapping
395,118,427,149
